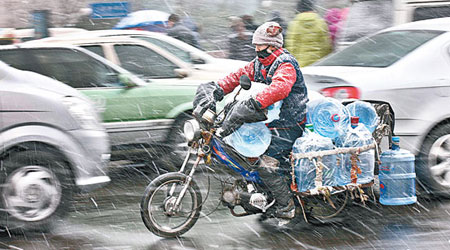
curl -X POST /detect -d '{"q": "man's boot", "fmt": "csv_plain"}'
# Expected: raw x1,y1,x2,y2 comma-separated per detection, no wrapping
258,155,295,219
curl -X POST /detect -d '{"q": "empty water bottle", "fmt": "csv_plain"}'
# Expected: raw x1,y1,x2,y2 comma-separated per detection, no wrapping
379,137,417,205
338,117,375,185
265,100,283,123
225,122,272,157
346,101,379,133
293,124,337,192
312,98,350,139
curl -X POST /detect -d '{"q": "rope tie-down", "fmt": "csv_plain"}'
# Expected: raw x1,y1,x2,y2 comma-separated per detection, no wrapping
290,142,377,203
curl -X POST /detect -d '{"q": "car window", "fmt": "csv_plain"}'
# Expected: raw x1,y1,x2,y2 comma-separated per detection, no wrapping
81,45,105,57
29,48,122,88
413,6,450,22
132,36,192,63
316,30,443,67
0,49,38,71
114,44,178,79
0,39,14,45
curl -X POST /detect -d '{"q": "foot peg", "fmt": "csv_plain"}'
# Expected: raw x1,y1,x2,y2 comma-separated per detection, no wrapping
275,199,295,219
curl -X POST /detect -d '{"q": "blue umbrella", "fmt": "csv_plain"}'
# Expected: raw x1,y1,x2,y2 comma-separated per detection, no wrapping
114,10,170,32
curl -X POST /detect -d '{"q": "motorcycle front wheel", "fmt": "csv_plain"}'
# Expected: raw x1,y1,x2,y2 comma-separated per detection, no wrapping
140,172,203,238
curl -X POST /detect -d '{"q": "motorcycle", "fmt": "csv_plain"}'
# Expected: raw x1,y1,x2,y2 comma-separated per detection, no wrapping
140,76,395,238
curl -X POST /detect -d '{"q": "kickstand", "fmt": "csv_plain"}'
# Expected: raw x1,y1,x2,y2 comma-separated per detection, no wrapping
371,186,377,204
296,196,308,223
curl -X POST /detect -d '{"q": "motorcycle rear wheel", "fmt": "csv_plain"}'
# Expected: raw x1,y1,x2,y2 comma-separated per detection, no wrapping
140,173,202,238
304,190,349,224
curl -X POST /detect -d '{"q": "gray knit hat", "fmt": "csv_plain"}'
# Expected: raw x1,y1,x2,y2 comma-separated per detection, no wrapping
252,22,283,48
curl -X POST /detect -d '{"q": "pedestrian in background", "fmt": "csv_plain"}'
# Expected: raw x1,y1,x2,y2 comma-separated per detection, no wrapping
285,0,332,67
167,13,201,48
227,17,255,61
324,8,345,49
240,15,259,32
181,14,203,49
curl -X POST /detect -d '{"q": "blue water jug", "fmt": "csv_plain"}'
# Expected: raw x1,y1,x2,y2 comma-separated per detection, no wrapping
338,116,375,185
293,124,337,192
225,122,272,157
379,137,417,205
306,98,327,124
312,98,350,139
346,101,379,133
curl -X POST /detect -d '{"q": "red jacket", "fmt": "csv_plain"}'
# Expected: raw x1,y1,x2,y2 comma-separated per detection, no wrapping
218,48,297,109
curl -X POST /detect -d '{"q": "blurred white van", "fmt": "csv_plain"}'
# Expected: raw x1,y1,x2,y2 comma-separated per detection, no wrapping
0,27,86,44
14,27,87,42
336,0,450,50
395,0,450,24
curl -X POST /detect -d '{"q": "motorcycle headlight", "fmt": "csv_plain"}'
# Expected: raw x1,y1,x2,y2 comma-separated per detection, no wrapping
63,96,103,130
184,119,201,142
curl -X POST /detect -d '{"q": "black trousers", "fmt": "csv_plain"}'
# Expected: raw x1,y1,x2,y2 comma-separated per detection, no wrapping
258,124,304,207
265,124,305,175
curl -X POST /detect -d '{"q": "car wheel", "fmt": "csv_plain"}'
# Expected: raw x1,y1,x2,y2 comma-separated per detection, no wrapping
417,123,450,196
164,112,192,169
0,149,73,232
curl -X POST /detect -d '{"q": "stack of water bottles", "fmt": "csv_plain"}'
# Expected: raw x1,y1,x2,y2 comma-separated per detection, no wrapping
293,124,337,192
294,98,379,190
335,116,376,185
338,101,379,185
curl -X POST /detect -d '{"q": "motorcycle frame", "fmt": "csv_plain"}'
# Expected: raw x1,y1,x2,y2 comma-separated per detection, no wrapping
172,99,394,220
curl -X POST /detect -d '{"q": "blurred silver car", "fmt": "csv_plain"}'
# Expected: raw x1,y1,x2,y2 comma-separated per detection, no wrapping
31,29,248,78
0,61,110,231
303,17,450,195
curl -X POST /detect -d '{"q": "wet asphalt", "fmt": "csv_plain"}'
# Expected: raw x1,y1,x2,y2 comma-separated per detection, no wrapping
1,162,450,250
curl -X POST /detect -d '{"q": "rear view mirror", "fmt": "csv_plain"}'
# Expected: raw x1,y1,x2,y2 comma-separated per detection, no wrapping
192,57,206,64
239,75,252,90
118,73,138,88
190,53,206,64
174,68,189,78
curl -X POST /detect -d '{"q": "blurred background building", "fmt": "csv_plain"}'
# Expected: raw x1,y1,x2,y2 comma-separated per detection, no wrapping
0,0,350,50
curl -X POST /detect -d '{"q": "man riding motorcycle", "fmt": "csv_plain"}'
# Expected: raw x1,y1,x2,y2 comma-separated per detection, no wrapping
193,21,308,219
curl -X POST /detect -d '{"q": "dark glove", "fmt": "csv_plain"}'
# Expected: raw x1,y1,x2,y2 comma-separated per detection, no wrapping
220,97,268,137
193,81,224,112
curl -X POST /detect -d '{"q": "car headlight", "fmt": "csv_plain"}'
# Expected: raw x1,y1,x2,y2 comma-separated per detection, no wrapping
184,119,201,142
63,97,103,130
